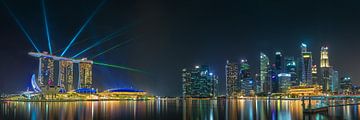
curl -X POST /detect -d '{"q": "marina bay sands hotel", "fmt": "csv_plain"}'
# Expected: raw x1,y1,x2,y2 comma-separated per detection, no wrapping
28,52,93,93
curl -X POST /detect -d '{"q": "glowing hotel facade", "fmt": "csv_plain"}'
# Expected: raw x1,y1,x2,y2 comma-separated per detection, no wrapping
29,52,93,93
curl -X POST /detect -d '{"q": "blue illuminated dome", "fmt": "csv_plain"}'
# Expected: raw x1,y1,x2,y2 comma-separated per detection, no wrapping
107,88,144,92
59,88,66,93
75,88,96,94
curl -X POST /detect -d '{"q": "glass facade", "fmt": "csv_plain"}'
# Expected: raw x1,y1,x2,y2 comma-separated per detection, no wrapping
182,65,218,98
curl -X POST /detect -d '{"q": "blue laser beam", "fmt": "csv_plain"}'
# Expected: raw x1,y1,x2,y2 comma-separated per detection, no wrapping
90,39,133,59
42,0,52,54
2,0,40,52
71,30,125,58
93,61,148,74
60,0,107,56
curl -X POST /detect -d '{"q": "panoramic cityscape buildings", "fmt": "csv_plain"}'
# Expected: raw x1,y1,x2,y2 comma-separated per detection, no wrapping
3,0,360,119
182,43,359,98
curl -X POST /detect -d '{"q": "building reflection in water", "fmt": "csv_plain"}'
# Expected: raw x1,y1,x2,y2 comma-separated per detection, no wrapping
1,99,360,120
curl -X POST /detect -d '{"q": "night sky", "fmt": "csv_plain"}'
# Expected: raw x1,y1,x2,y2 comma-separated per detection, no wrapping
1,0,360,96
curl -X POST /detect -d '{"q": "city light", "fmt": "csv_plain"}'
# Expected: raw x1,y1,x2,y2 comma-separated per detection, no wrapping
2,0,360,119
301,43,307,48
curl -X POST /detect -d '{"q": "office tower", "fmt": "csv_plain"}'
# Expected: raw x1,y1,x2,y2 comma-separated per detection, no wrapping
312,65,318,84
78,60,93,89
330,70,339,93
225,60,240,97
320,46,330,68
278,73,291,93
284,57,298,86
182,65,218,98
38,57,55,87
240,59,254,96
340,76,352,94
255,74,261,94
260,53,270,93
58,60,74,92
320,67,332,92
269,64,279,93
300,43,313,85
319,46,331,92
275,52,283,72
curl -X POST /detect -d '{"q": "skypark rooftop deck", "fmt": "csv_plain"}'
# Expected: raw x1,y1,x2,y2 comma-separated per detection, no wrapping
28,52,93,64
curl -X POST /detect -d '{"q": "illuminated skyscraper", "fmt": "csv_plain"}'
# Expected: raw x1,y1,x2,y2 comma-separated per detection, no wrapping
312,65,318,84
59,60,74,92
225,60,240,97
269,64,279,93
182,65,218,98
255,74,261,94
284,56,298,86
330,69,339,93
28,52,94,93
38,56,55,87
275,52,283,72
340,76,352,94
240,59,254,96
260,53,270,93
78,60,93,89
319,46,332,92
300,43,313,85
320,46,330,68
278,73,291,93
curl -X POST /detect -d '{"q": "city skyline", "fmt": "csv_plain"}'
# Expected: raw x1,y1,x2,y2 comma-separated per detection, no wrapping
2,0,360,97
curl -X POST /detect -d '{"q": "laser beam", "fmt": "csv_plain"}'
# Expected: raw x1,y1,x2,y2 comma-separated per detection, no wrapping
2,0,40,52
60,0,107,56
53,36,98,54
90,39,133,59
71,28,127,58
93,61,148,74
42,0,52,54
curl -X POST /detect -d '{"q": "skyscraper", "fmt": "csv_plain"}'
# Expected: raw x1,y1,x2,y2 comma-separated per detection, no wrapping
278,73,291,93
225,60,240,97
284,57,298,86
312,65,318,84
240,59,254,96
319,46,331,92
58,60,74,92
260,53,270,94
38,57,56,88
269,64,279,93
182,65,218,98
320,46,330,68
255,74,261,94
340,76,352,94
275,52,283,72
301,43,313,85
78,60,93,89
330,70,339,93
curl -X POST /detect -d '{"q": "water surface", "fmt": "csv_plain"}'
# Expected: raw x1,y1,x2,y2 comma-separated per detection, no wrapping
1,99,359,120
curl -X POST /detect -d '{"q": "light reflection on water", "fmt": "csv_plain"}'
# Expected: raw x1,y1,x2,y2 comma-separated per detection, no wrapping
1,99,359,120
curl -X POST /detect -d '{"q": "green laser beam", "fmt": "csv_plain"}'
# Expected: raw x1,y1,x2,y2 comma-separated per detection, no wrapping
93,61,148,74
90,39,133,59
